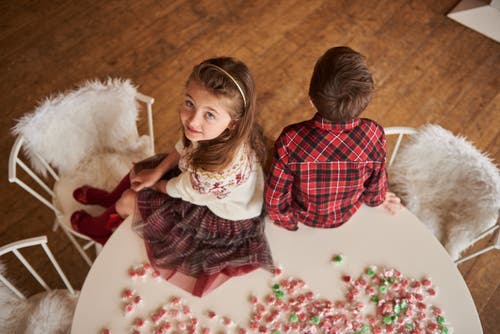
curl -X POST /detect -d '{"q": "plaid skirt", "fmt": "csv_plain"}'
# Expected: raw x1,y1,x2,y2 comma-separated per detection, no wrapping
132,154,275,297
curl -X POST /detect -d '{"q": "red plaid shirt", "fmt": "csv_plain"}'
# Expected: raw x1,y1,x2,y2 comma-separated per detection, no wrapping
265,113,387,230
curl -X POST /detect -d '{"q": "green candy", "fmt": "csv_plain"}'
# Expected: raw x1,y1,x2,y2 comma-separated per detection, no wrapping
379,285,387,294
388,277,396,284
333,255,343,263
272,283,280,291
437,316,445,324
311,316,320,325
361,324,370,333
371,295,379,303
441,327,448,334
366,268,375,277
400,300,408,309
383,315,392,325
290,313,298,323
405,323,414,330
275,290,284,299
382,278,389,286
393,304,401,314
272,331,281,334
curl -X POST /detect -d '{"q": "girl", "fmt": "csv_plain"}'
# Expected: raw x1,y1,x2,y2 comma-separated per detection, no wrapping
71,57,275,297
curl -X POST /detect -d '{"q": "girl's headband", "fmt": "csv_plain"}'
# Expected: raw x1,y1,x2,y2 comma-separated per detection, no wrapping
205,64,247,107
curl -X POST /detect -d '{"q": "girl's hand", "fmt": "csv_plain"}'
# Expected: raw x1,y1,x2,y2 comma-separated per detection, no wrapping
130,169,162,191
382,191,403,215
151,180,168,194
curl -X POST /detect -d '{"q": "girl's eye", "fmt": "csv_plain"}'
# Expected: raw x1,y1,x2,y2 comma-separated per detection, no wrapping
205,112,216,120
185,100,194,108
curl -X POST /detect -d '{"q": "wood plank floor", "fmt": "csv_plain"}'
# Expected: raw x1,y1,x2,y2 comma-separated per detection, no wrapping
1,1,498,332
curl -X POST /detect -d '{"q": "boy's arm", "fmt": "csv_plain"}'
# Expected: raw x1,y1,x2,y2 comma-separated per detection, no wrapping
264,139,297,231
361,163,387,207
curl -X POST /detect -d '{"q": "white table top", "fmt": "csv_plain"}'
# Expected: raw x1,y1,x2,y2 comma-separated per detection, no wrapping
71,206,482,333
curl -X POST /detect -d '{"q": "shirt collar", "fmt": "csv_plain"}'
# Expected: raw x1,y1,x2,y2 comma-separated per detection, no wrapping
309,113,360,132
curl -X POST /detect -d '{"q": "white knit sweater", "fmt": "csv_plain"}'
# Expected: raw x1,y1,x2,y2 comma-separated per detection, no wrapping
166,140,264,220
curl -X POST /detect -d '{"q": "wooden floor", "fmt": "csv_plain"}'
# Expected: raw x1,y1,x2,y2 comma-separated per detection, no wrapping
1,0,498,332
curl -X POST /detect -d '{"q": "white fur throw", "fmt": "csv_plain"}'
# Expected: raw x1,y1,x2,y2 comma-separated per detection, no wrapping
0,262,77,334
389,124,500,261
12,79,153,200
12,78,152,179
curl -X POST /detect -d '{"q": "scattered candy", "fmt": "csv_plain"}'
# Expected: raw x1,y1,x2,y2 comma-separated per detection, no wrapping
332,254,343,263
122,289,133,300
133,317,145,328
103,259,453,333
124,303,134,314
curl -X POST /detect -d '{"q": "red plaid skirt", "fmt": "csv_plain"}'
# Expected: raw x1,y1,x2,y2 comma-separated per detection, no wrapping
132,155,275,297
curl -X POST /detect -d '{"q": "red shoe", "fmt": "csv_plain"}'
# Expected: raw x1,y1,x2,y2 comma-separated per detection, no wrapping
71,210,111,235
70,207,122,245
73,186,113,207
106,213,124,232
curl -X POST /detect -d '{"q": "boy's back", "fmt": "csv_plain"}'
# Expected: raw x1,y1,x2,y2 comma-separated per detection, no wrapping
265,115,386,230
265,46,389,230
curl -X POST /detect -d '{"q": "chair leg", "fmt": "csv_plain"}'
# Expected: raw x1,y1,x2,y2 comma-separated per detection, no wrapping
455,245,496,265
52,218,59,232
468,224,499,246
94,243,103,256
59,222,93,266
455,225,499,265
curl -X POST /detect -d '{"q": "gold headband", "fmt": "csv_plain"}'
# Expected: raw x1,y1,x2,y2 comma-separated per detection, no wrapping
205,64,247,107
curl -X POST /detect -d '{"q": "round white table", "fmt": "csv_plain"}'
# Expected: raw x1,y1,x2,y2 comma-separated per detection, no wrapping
71,206,482,333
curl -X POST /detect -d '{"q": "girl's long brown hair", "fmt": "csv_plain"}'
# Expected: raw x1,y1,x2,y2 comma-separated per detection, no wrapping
183,57,265,172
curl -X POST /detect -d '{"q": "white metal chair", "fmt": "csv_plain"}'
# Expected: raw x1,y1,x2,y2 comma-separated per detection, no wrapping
9,79,155,266
0,236,75,298
0,236,77,333
385,125,500,264
384,126,417,168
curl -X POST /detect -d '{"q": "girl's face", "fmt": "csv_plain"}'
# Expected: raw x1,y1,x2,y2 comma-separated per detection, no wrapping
180,81,234,142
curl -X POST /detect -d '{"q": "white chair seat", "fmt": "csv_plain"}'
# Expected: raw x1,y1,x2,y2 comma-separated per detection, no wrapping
386,125,500,263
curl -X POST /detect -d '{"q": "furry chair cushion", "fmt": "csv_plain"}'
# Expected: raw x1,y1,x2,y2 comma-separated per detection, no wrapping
0,263,77,334
12,78,152,179
389,124,500,261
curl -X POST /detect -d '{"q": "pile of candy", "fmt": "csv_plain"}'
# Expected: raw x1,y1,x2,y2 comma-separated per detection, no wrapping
240,262,451,333
100,260,452,333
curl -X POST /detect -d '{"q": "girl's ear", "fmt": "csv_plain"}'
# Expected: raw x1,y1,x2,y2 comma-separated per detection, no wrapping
228,119,239,130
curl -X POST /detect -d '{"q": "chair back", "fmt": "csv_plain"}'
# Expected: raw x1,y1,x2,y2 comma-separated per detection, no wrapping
0,236,75,299
384,127,417,167
8,136,61,215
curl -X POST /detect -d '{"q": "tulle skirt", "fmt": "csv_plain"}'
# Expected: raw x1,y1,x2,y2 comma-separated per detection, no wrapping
132,155,275,297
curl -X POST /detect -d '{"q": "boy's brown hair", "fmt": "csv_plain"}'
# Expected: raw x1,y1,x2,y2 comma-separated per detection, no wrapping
308,46,374,122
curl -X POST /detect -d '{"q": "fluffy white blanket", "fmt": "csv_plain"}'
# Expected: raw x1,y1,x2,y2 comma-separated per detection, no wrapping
0,263,77,334
12,78,153,192
389,124,500,260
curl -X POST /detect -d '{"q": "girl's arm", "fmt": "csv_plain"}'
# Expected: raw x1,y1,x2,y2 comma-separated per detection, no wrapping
130,150,180,191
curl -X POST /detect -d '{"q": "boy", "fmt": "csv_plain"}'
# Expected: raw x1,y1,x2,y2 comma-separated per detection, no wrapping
265,46,400,230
